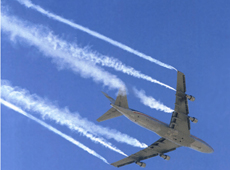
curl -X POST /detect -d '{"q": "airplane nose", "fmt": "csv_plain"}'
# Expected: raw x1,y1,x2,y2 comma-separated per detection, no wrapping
207,146,214,153
203,144,214,153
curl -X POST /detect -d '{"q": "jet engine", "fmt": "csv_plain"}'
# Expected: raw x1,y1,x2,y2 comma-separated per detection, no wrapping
160,154,170,160
186,94,195,101
135,161,146,168
189,117,198,123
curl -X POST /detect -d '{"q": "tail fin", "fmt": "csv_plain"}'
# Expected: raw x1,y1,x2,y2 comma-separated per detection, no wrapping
97,88,129,122
114,88,129,109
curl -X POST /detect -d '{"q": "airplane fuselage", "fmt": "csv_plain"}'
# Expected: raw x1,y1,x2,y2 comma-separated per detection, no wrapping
111,104,213,153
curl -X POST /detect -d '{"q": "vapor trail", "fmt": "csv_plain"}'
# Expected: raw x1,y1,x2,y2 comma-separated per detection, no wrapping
1,13,175,91
77,51,175,91
2,13,124,90
0,99,109,164
1,13,170,143
133,88,174,113
17,0,177,71
1,82,148,149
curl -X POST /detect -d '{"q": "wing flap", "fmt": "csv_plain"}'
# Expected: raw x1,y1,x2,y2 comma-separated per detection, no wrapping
170,111,191,133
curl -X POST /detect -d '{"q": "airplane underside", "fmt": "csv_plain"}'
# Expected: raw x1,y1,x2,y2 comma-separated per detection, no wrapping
111,104,213,154
97,71,213,168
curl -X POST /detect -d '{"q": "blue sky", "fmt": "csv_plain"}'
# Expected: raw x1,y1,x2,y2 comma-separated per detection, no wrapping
1,0,230,169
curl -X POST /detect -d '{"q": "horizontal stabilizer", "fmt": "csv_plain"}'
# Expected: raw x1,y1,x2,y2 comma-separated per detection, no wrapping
101,92,115,104
97,108,122,122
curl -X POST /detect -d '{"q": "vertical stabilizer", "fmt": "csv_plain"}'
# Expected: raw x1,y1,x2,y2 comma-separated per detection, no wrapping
115,88,129,109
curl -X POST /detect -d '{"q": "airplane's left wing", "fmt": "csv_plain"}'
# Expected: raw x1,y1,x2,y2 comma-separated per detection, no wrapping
169,71,195,135
111,138,180,168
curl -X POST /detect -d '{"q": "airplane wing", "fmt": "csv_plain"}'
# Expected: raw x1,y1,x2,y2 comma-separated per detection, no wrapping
169,71,191,135
111,138,180,167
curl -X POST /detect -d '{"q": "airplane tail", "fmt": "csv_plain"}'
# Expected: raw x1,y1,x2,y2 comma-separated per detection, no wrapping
97,88,129,122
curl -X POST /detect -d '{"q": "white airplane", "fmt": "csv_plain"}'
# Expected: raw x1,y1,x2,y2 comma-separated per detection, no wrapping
97,71,213,168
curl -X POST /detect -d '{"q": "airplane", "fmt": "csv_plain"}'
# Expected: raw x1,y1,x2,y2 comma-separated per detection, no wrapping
97,71,213,168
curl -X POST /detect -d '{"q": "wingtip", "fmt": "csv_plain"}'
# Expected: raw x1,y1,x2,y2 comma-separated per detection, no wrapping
96,118,101,122
177,70,185,76
101,91,108,96
110,163,118,167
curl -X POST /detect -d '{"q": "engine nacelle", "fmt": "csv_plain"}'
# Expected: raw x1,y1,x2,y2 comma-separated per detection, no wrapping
189,117,198,123
186,94,195,101
160,154,170,160
135,161,146,168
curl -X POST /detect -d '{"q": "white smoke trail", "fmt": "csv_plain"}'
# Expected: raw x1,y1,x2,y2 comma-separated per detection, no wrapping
1,82,148,149
1,13,124,90
1,13,175,91
133,88,174,113
16,0,177,71
78,51,175,91
0,99,109,164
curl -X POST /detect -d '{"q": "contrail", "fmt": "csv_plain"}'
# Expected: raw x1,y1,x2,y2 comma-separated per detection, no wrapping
1,13,167,146
16,0,177,71
1,13,125,90
0,99,109,164
1,13,175,91
1,82,148,149
74,50,175,91
133,88,174,113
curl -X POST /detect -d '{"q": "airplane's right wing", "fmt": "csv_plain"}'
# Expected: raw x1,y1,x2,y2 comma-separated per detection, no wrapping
111,138,180,168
